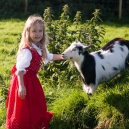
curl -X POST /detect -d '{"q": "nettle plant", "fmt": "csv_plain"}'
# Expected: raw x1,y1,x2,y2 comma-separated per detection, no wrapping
40,5,105,88
73,9,105,51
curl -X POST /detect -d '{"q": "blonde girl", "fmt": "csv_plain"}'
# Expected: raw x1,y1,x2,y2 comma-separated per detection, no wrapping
6,14,62,129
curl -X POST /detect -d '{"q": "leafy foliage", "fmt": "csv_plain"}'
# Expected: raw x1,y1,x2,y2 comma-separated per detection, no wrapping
0,0,129,21
41,5,105,90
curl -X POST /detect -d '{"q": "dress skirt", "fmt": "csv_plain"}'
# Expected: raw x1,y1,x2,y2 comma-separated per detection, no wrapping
6,65,53,129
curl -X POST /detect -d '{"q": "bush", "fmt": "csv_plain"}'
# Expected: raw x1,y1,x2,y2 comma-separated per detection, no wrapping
41,5,105,89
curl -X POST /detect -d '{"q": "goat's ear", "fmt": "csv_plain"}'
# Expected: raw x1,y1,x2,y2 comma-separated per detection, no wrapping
83,45,90,52
78,38,80,42
76,38,80,43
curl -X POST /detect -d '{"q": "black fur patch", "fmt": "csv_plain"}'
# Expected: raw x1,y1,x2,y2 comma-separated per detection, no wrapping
78,46,83,55
110,48,114,53
102,65,105,70
78,51,81,55
120,47,124,51
81,53,96,85
102,38,122,50
97,51,104,59
113,67,118,71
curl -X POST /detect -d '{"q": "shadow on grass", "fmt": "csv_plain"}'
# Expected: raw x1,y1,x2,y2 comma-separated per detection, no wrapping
49,91,98,129
50,112,98,129
105,90,129,119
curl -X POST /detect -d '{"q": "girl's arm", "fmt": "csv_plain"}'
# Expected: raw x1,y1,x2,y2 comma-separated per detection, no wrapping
17,71,26,99
52,54,63,61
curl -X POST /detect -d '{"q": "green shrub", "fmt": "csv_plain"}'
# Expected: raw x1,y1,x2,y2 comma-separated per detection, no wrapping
41,5,105,90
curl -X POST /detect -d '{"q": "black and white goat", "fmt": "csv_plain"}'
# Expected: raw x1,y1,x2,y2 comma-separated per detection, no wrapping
62,38,129,95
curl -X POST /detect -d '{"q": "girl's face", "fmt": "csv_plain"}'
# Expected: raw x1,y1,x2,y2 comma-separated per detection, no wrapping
29,22,43,45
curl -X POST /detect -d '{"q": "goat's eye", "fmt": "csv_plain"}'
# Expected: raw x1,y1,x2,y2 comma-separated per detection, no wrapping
72,48,76,51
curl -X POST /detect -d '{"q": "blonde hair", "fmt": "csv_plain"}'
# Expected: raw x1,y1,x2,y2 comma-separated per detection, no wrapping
19,14,49,59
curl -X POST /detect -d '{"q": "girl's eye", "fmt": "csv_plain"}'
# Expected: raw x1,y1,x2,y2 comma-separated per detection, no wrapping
32,30,36,32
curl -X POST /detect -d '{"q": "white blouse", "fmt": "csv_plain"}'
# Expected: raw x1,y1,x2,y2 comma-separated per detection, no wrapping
16,43,53,73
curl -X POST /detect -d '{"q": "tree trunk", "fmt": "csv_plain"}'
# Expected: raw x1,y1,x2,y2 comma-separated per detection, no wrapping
119,0,122,19
25,0,28,14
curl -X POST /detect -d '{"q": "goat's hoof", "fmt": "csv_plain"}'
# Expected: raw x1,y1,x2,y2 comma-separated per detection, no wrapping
87,93,92,96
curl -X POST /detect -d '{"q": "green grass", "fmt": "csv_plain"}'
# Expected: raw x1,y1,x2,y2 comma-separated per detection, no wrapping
0,19,129,129
101,22,129,44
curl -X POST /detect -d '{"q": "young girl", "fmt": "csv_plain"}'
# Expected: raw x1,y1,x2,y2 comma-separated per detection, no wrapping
6,14,62,129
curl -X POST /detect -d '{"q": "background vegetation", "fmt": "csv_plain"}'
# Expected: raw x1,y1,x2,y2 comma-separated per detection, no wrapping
0,0,129,21
0,3,129,129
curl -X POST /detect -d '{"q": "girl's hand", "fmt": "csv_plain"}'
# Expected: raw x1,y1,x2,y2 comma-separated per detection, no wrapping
18,85,26,99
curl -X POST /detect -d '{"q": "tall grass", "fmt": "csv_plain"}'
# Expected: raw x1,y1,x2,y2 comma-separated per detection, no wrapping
0,19,129,129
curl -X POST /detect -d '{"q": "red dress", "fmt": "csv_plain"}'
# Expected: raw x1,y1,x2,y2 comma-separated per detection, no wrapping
6,48,53,129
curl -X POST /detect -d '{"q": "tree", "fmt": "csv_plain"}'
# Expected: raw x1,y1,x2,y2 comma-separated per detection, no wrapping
119,0,122,19
25,0,28,14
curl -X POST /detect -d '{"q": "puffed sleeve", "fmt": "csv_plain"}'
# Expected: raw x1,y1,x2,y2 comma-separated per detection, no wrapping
43,48,53,64
16,49,32,74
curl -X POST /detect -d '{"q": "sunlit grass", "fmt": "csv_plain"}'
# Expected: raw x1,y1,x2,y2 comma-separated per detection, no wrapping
101,22,129,45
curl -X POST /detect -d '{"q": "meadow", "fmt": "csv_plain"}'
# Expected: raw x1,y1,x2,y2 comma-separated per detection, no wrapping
0,17,129,129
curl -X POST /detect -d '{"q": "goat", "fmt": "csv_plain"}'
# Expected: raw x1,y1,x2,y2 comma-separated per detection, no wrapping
62,38,129,95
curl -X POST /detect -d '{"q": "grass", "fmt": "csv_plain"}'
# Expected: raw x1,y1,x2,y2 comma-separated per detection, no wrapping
101,21,129,44
0,18,129,129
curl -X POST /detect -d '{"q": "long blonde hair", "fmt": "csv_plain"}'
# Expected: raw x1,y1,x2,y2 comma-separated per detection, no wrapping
19,14,49,59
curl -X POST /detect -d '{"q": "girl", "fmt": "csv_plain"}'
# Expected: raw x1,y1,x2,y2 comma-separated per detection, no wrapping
6,14,62,129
